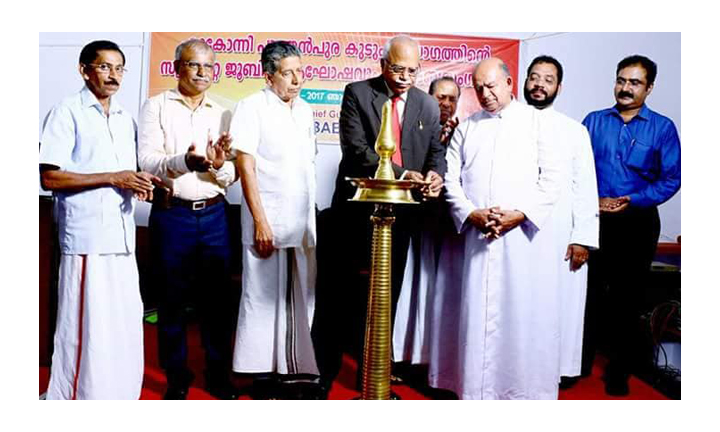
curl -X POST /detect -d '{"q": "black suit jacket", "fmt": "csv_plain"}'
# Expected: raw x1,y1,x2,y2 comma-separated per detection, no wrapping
331,75,446,207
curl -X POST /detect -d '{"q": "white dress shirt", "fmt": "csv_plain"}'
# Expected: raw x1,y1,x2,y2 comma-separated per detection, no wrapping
39,86,137,255
230,88,317,249
137,89,235,201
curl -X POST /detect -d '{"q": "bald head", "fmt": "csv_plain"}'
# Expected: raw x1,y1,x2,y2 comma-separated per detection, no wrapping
473,57,514,114
381,35,420,95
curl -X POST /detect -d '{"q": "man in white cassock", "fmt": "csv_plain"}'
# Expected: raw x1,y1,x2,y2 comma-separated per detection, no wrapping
229,41,319,399
523,56,599,389
427,57,563,399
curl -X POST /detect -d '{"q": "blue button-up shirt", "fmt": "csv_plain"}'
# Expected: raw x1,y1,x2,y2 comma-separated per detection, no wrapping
582,104,680,208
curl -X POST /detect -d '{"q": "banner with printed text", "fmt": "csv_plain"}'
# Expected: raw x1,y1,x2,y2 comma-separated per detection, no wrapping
149,32,519,144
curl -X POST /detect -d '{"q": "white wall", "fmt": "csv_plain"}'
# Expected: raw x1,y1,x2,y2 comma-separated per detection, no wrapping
39,32,681,241
519,32,681,242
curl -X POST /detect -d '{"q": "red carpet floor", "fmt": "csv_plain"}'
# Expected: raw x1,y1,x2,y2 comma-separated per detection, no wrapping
39,322,668,400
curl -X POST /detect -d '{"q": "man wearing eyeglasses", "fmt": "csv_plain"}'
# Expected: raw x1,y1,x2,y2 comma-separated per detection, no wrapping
581,55,680,396
313,34,445,397
138,38,239,400
40,40,160,399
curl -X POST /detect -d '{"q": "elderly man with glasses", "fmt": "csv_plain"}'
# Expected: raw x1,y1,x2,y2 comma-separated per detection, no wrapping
138,37,239,400
313,34,446,397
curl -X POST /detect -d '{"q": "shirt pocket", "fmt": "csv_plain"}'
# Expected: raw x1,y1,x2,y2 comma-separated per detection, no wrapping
624,140,655,174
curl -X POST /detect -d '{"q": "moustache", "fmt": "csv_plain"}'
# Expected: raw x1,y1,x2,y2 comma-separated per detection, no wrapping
105,80,120,86
618,91,633,99
531,87,547,97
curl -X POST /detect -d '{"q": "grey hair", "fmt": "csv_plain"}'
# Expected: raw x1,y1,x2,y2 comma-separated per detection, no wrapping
174,37,214,61
429,76,461,98
382,34,419,61
261,41,302,75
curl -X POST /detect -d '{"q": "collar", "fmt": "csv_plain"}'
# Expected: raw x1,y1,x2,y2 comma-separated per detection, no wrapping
264,87,298,108
609,103,650,121
81,85,123,114
489,97,518,119
383,80,409,102
168,88,217,109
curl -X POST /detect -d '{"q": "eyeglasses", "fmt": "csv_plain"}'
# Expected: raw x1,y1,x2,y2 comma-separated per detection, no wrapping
88,63,127,75
386,63,419,77
183,61,215,72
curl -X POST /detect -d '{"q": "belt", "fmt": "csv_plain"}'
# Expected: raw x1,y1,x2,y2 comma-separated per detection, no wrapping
169,194,225,211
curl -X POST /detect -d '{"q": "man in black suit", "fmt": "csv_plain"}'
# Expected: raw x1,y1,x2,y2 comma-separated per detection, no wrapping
313,35,446,397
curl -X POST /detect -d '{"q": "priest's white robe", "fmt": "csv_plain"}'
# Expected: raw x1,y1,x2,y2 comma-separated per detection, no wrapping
427,100,563,399
539,108,599,378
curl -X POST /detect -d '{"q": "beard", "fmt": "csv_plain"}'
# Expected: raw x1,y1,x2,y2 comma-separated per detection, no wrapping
524,86,557,109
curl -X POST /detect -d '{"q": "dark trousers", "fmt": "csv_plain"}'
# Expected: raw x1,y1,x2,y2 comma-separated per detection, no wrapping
312,203,416,389
149,200,234,387
582,206,660,378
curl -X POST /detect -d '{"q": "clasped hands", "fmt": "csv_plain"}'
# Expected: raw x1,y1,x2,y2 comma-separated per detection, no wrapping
111,170,163,202
404,169,443,199
599,196,630,213
185,132,234,172
468,206,526,240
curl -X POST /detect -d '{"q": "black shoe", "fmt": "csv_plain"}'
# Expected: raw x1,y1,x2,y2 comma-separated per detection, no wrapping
164,370,194,400
603,374,630,396
315,379,332,400
250,378,280,400
282,382,326,400
163,386,189,400
205,380,241,400
559,376,580,390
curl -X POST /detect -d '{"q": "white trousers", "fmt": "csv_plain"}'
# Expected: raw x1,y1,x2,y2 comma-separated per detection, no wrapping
46,253,144,400
233,246,319,376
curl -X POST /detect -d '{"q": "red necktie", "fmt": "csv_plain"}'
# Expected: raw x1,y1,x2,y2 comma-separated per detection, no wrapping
391,95,403,167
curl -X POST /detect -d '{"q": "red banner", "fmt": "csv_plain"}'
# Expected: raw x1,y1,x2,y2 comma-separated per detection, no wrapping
149,32,519,144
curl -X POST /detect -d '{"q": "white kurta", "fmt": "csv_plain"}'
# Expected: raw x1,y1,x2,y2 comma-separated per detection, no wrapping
230,88,319,375
428,101,563,399
539,108,599,378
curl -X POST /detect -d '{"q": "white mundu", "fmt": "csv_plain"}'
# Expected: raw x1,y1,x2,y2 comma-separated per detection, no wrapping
230,88,319,375
538,107,599,379
428,100,564,399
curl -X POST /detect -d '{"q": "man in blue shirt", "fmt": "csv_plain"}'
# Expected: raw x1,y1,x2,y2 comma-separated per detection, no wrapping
581,55,680,396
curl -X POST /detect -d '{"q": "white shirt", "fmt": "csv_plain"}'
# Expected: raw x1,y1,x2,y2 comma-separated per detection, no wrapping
39,86,137,255
230,88,317,248
137,89,235,201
